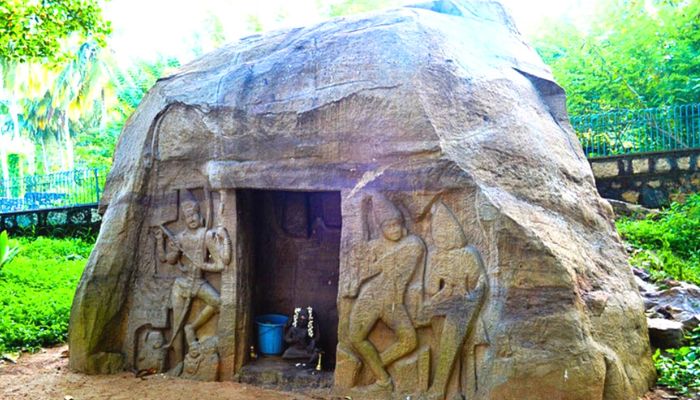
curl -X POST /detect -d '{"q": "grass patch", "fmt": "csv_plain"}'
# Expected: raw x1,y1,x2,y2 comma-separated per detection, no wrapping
0,236,92,354
617,193,700,285
654,327,700,396
617,193,700,395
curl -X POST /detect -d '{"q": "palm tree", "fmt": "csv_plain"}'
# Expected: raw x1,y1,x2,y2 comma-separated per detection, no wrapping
1,43,180,194
1,42,108,197
27,42,105,171
0,60,40,196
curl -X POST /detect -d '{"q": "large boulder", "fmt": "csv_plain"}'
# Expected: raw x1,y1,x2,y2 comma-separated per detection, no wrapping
69,1,656,399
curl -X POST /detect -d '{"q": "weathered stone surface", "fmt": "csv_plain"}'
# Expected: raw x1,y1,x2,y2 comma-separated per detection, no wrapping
69,1,655,399
621,190,640,204
592,162,620,178
636,268,700,334
640,186,668,208
237,357,333,390
656,159,672,173
632,159,649,174
647,318,684,349
606,199,658,219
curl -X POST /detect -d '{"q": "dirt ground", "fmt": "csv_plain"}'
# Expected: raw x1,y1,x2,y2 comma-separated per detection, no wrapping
0,345,691,400
0,345,328,400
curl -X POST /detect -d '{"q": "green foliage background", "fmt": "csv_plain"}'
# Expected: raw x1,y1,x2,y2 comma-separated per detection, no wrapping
617,194,700,284
533,0,700,115
0,0,110,64
618,195,700,395
653,327,700,396
0,236,92,354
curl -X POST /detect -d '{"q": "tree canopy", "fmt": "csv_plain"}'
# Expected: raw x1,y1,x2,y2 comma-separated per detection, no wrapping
533,0,700,115
0,0,111,64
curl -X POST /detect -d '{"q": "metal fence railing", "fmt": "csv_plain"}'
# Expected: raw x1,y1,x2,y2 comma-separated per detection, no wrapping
0,168,108,214
571,103,700,158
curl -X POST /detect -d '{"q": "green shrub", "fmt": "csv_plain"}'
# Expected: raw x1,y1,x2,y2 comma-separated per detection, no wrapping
654,327,700,396
0,230,20,271
0,236,92,354
617,193,700,284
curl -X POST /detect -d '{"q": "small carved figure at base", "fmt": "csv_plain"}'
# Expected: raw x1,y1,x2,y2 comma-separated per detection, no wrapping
136,329,167,374
282,306,320,364
181,336,220,381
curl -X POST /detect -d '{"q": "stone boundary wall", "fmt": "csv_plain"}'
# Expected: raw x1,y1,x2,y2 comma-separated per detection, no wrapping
0,204,101,237
590,148,700,208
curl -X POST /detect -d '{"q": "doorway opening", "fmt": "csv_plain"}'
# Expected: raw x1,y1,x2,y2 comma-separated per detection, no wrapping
239,190,341,386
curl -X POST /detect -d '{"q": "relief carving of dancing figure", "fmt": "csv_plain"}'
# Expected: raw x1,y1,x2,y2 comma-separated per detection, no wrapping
344,193,424,392
421,202,488,400
154,189,232,373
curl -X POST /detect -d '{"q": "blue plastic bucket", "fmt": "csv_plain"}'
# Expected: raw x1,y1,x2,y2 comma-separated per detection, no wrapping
255,314,288,355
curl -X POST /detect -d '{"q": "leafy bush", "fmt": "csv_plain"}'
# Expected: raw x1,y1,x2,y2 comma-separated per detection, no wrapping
654,327,700,396
0,236,92,354
619,195,700,394
617,193,700,284
533,0,700,115
0,230,19,271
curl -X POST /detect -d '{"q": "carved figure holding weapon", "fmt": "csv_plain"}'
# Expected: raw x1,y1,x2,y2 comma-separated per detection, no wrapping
154,189,231,373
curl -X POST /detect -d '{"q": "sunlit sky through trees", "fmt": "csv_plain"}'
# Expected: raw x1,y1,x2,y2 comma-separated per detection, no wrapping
104,0,596,65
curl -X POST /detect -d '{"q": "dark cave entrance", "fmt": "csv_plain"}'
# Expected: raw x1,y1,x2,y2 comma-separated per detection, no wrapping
241,189,341,376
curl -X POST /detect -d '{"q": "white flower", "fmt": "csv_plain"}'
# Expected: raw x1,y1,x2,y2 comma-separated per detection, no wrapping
293,307,301,328
307,306,314,338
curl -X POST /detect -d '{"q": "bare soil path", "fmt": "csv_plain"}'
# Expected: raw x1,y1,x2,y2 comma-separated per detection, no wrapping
0,345,325,400
0,345,690,400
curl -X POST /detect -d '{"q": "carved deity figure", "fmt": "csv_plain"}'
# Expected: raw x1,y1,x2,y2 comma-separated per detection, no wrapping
344,193,424,392
422,202,487,400
154,190,231,372
282,306,321,363
136,330,167,373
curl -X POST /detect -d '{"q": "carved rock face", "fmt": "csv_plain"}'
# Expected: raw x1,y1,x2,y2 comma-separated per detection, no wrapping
68,0,655,398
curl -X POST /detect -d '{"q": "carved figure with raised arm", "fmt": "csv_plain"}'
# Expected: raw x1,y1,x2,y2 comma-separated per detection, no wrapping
154,189,231,373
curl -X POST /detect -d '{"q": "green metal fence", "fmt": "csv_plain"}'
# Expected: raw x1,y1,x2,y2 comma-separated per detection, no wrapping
0,168,108,214
571,103,700,158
